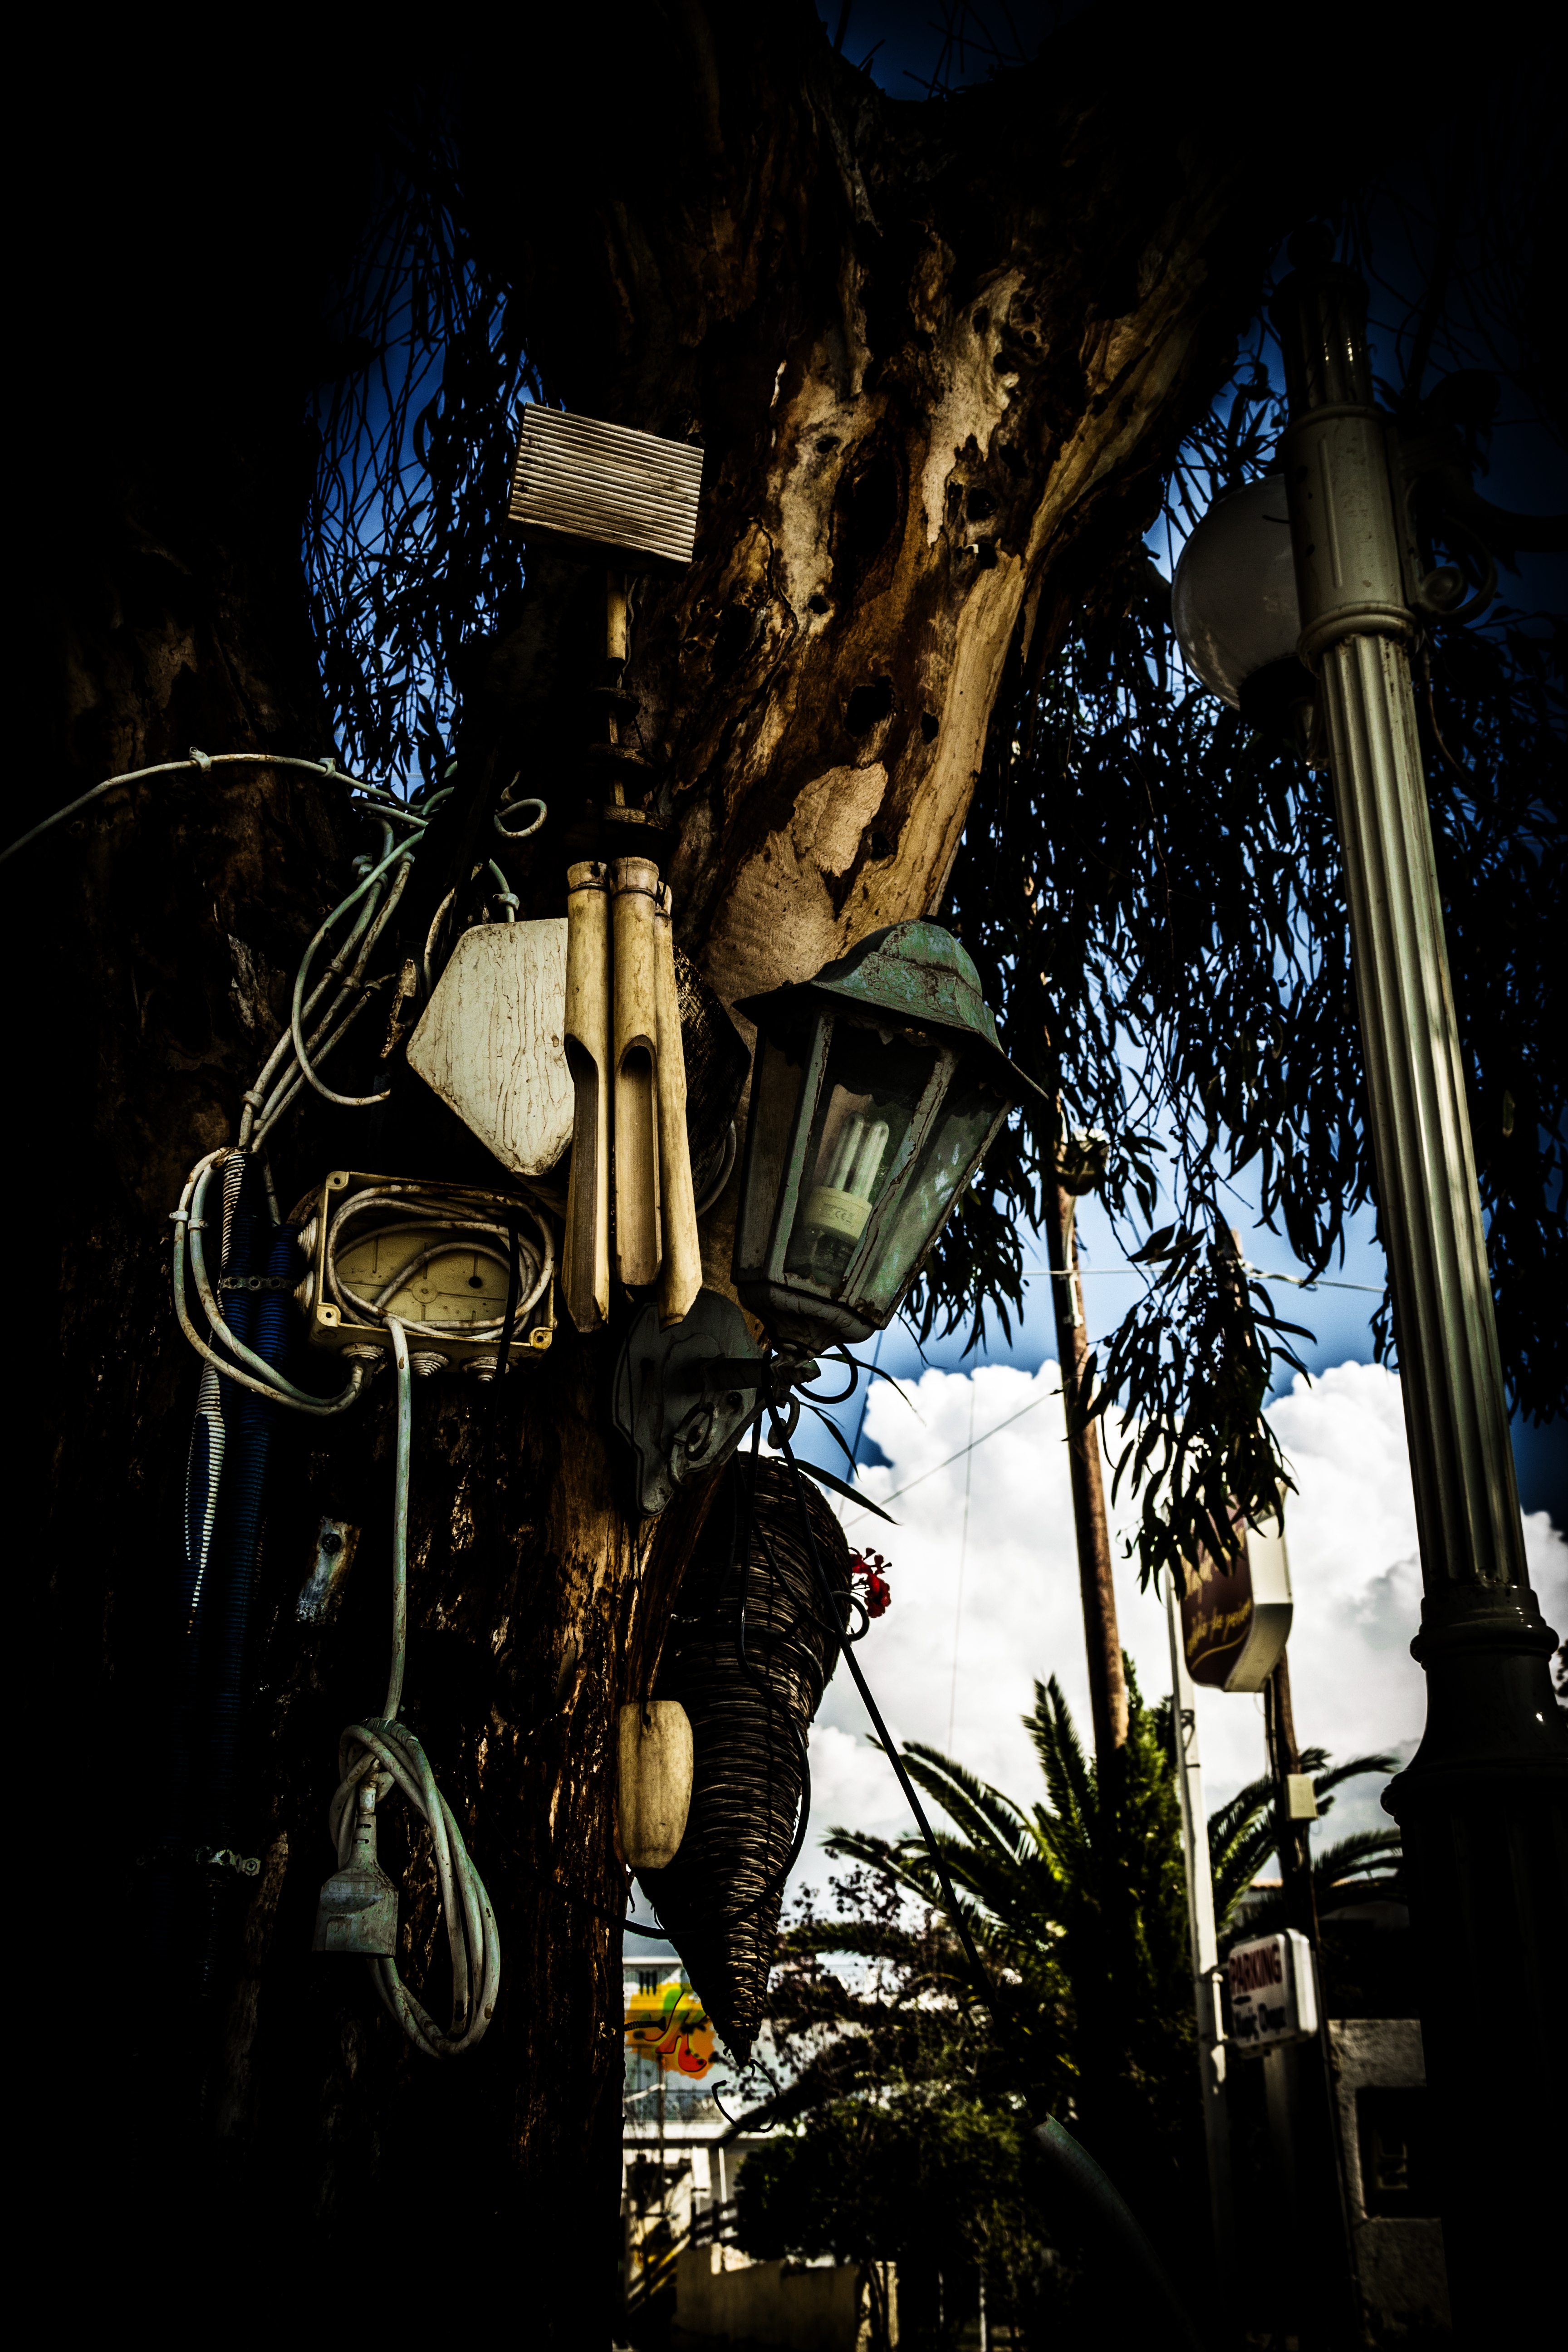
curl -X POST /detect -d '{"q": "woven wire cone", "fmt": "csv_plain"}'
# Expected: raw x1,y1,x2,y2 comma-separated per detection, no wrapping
637,1455,851,2061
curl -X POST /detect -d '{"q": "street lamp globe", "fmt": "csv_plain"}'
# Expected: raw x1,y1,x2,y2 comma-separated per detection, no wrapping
731,923,1039,1352
1172,475,1307,715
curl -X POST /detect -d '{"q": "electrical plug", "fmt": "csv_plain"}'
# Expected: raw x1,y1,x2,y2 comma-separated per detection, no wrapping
313,1781,399,1956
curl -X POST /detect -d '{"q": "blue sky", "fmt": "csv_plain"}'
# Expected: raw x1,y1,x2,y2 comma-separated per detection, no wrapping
789,1168,1564,1523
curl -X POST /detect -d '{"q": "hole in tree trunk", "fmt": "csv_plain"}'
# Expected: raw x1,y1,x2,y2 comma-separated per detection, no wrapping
845,676,895,735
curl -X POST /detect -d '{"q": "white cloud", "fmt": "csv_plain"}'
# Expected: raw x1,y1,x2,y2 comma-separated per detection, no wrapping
792,1357,1567,1896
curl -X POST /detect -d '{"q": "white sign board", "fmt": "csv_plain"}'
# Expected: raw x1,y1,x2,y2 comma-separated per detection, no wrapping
1179,1502,1294,1693
1227,1929,1319,2054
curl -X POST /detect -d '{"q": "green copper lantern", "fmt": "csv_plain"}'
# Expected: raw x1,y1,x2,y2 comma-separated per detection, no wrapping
731,922,1042,1350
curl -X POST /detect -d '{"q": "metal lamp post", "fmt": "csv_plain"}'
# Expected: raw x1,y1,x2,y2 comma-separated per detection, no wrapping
1179,226,1565,2328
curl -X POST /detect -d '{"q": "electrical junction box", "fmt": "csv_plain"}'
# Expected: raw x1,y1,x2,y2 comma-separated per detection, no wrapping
295,1171,556,1372
1226,1928,1320,2054
508,407,704,573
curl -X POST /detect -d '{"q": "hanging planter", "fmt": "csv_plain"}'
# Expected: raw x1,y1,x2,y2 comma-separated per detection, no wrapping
635,1453,851,2061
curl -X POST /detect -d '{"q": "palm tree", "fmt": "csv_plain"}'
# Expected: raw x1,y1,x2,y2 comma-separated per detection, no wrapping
769,1668,1400,2216
1209,1752,1405,1946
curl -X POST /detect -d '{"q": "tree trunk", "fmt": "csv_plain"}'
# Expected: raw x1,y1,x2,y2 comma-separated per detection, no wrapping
22,8,1377,2329
1047,1180,1127,1771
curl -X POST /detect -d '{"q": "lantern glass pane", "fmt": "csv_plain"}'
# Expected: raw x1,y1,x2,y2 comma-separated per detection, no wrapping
860,1069,1005,1314
735,1033,806,1275
783,1021,937,1296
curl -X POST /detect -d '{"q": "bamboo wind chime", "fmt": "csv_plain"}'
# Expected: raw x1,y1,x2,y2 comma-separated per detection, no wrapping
505,407,710,1338
562,854,701,1333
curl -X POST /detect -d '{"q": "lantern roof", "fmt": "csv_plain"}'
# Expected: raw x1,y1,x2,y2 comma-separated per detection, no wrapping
737,921,1045,1104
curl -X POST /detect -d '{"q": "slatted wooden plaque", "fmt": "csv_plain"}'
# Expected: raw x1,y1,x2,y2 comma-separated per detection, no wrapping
508,407,704,573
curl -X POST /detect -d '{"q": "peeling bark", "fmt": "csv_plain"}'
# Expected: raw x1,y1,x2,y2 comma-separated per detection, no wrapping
471,13,1276,1024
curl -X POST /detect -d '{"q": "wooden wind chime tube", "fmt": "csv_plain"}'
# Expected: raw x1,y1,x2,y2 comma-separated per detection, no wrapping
653,882,702,1328
563,861,612,1332
562,853,704,1332
612,857,663,1290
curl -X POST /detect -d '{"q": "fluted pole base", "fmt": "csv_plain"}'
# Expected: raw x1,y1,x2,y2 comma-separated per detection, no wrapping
1317,624,1566,2330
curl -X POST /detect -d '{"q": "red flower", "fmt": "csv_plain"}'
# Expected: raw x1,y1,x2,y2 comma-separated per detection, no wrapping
850,1549,892,1619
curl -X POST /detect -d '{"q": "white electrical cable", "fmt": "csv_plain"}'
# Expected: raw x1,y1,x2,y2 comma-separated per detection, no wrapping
289,842,420,1109
327,1318,501,2056
238,818,400,1150
246,871,404,1147
493,789,547,846
0,748,452,866
173,1154,367,1416
0,749,374,864
250,986,386,1154
238,783,462,1145
166,770,558,1407
421,857,521,993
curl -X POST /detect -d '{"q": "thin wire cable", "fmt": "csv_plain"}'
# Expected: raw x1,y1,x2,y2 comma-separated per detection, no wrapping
0,749,394,863
838,1390,1050,1529
322,1186,553,1343
243,792,451,1151
947,1382,976,1749
848,1327,884,1464
255,858,413,1133
289,843,417,1107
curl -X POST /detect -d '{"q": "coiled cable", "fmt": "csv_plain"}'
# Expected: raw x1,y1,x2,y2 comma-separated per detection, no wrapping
326,1319,500,2056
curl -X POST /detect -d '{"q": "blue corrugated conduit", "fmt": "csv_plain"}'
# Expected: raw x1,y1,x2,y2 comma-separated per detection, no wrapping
162,1154,303,1984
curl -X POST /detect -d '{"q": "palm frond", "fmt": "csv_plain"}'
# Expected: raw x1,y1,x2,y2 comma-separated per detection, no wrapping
1312,1754,1400,1808
1314,1828,1402,1886
1025,1676,1097,1838
896,1740,1042,1865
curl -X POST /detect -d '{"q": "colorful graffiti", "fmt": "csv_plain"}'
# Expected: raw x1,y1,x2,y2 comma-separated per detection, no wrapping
625,1979,715,2078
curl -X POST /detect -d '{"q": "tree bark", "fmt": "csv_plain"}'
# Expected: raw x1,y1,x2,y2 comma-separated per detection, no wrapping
21,7,1385,2327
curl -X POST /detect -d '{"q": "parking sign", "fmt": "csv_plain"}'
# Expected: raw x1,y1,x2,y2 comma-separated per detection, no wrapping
1227,1929,1319,2053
